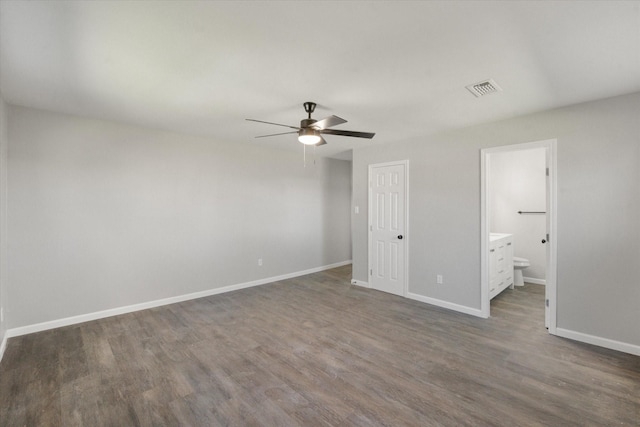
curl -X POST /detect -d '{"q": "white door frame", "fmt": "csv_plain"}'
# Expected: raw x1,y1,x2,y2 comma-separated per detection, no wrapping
480,139,557,334
368,160,409,296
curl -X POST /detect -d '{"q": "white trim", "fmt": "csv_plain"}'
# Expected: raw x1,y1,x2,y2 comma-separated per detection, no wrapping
481,139,557,331
350,279,370,288
0,332,7,362
555,328,640,356
523,277,546,285
367,160,409,297
405,161,409,297
4,260,352,339
406,292,485,318
480,152,490,317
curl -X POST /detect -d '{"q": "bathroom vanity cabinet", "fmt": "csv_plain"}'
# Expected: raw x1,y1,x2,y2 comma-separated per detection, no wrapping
489,233,514,299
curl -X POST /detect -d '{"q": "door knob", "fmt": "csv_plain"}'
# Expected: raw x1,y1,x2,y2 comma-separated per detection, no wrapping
541,239,546,244
398,235,403,239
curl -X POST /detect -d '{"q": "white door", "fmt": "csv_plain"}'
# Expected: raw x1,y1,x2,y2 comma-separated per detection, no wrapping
369,162,407,296
544,156,551,328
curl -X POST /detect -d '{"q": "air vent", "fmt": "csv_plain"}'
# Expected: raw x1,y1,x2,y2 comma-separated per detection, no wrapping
466,79,502,97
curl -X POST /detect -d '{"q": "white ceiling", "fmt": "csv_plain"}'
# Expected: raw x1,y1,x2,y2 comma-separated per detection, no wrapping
1,1,639,160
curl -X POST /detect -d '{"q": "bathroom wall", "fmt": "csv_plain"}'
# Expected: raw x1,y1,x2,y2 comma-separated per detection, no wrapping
489,148,546,282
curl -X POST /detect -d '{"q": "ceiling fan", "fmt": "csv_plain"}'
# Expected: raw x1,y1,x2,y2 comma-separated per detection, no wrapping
246,102,375,146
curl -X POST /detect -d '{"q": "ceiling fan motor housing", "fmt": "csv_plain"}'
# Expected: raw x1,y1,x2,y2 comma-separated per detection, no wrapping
300,118,318,129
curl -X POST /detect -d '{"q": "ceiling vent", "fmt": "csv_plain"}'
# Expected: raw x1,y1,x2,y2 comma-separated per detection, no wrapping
466,79,502,97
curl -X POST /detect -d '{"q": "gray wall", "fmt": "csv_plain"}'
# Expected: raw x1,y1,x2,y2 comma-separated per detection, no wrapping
7,106,352,329
352,92,640,346
0,96,7,345
490,148,546,281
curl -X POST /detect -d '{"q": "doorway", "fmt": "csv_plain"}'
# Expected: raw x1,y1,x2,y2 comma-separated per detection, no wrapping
368,160,408,297
481,140,557,334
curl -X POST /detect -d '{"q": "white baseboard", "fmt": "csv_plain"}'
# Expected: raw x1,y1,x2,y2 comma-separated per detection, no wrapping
555,327,640,356
4,260,352,341
523,276,546,285
350,279,370,288
406,292,486,318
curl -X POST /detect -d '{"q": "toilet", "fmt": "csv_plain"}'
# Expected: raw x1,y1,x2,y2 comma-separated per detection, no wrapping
513,256,530,287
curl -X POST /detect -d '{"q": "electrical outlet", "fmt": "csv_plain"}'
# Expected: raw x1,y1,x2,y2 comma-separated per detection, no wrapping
0,307,3,322
436,274,443,284
258,258,263,266
354,206,359,214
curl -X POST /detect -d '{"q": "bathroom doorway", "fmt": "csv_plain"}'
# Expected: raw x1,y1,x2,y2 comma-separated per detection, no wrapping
480,139,557,334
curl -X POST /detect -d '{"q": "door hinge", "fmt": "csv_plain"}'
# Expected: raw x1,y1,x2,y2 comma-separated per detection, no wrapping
546,299,549,307
370,225,373,231
546,233,550,242
370,269,373,276
546,167,549,176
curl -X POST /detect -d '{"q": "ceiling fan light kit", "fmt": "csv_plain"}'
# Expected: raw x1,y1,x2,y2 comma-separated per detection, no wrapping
298,128,322,145
247,102,375,147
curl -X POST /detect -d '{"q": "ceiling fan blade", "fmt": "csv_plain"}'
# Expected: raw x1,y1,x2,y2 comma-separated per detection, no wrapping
316,136,327,146
246,118,300,130
311,115,347,130
254,131,298,139
320,129,375,139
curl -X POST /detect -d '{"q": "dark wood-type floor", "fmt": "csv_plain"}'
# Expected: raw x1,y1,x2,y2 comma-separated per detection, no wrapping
1,265,639,426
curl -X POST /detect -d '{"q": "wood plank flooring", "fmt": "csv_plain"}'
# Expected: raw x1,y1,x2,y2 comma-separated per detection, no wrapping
1,265,639,426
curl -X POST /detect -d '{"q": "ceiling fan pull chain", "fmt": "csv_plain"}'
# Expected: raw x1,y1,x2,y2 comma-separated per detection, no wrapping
303,144,306,168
